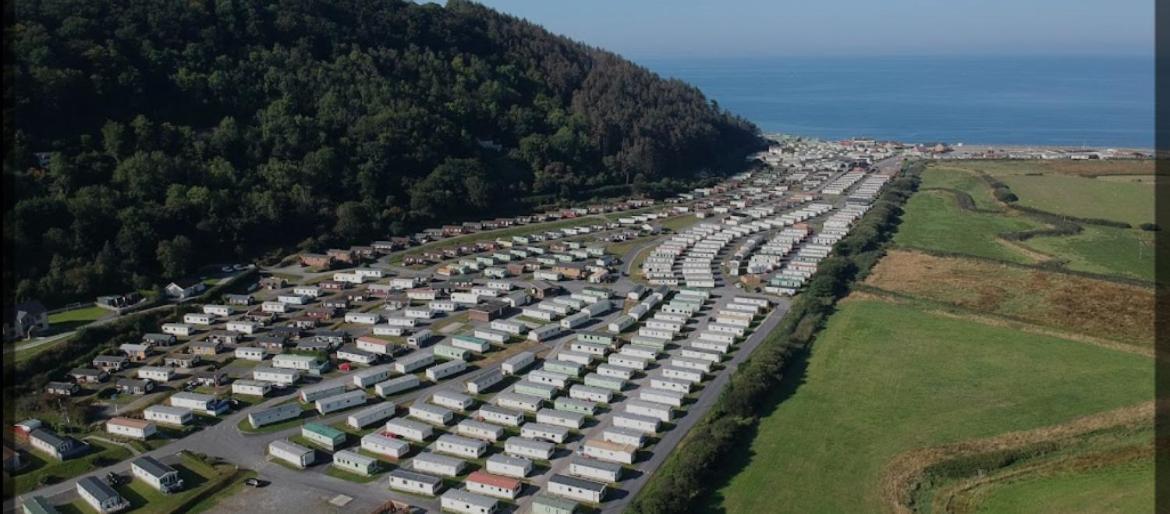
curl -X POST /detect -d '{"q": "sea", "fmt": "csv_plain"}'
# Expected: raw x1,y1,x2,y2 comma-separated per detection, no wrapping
641,55,1153,149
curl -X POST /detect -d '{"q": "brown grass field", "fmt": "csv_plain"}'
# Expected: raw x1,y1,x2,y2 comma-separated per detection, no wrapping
863,249,1154,348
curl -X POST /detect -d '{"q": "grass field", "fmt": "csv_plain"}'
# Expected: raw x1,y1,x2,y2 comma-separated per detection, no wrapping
952,159,1157,178
969,458,1152,514
920,165,1002,211
709,299,1153,514
894,191,1043,263
998,174,1156,226
47,305,109,330
863,250,1155,348
12,441,133,494
1021,225,1157,282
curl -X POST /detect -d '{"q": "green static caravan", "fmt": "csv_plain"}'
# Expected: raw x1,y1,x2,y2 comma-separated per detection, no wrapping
554,396,598,416
532,493,579,514
514,380,559,401
451,335,492,353
583,373,625,392
630,335,670,350
301,422,346,450
676,288,711,300
543,360,585,377
433,343,472,361
332,449,378,476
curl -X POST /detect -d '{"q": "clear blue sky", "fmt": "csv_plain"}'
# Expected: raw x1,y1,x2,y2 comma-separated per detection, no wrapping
472,0,1152,59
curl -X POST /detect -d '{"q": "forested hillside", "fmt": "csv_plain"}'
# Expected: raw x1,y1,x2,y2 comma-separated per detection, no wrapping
4,0,762,305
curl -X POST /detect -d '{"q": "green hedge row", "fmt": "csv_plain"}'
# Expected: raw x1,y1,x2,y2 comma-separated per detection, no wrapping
628,162,924,514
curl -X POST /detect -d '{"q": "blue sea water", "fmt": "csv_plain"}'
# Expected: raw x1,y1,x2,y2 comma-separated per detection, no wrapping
641,55,1153,148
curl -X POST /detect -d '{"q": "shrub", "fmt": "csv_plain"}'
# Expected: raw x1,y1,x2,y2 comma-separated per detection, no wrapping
1140,222,1160,231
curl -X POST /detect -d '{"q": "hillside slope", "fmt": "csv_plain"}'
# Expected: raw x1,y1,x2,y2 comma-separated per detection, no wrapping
4,0,763,304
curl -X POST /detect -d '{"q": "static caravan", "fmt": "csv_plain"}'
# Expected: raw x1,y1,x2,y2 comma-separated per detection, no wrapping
433,343,471,361
625,399,672,423
555,350,594,367
554,397,598,416
161,323,194,337
426,359,467,381
260,301,288,314
607,315,636,334
490,319,526,335
612,412,660,434
269,440,314,469
607,354,649,371
440,489,498,514
570,384,613,404
376,375,421,397
569,456,623,483
387,469,443,497
473,328,509,344
232,379,271,397
521,422,571,444
316,390,366,415
301,423,346,450
476,404,525,427
345,312,380,325
434,434,488,459
639,388,686,407
384,418,434,442
183,313,214,325
253,366,300,385
526,370,570,389
670,357,713,373
465,471,522,501
395,352,435,374
332,449,378,476
353,365,393,388
407,329,435,347
452,335,491,353
410,403,455,426
595,364,635,380
528,323,564,342
583,373,625,392
620,344,659,360
486,453,533,479
537,408,587,429
466,367,504,395
661,365,705,384
514,381,558,401
547,473,607,504
504,436,555,461
299,382,347,403
569,341,608,356
362,432,411,459
681,347,722,363
582,439,637,465
170,392,227,415
432,390,476,411
411,452,467,477
144,405,194,426
650,376,692,394
691,339,731,354
495,391,544,413
544,360,584,377
602,426,646,448
347,402,397,429
235,346,266,361
501,351,536,375
456,419,506,442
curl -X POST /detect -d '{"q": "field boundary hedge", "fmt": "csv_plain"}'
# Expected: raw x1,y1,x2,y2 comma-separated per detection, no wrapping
627,161,925,514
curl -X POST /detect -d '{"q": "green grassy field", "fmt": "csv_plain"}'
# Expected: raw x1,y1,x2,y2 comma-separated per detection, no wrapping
894,191,1043,263
971,459,1152,514
998,174,1156,226
920,165,1002,211
1021,225,1157,282
12,441,133,494
709,299,1153,514
47,305,109,329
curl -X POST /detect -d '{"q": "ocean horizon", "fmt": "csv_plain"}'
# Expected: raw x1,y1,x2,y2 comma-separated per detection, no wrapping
640,55,1153,148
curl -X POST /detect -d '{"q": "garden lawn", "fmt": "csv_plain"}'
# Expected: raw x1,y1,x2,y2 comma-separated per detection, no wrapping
710,299,1153,514
47,305,109,330
12,441,132,495
893,191,1043,263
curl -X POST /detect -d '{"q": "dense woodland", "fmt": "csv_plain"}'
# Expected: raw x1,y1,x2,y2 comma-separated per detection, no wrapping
4,0,763,306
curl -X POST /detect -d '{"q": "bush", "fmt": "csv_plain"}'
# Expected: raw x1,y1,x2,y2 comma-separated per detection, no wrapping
1140,222,1160,231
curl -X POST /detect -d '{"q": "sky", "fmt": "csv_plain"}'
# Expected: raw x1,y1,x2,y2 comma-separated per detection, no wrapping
473,0,1153,59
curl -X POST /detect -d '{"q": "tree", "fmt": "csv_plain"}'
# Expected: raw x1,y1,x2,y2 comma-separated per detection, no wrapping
156,235,194,278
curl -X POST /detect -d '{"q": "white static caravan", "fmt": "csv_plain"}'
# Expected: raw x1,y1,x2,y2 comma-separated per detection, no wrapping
569,341,608,356
235,346,266,361
385,418,434,442
432,390,476,411
226,320,258,334
451,335,491,353
620,345,659,361
426,359,467,381
472,328,509,344
440,489,498,514
596,363,635,380
353,365,393,388
570,384,614,404
202,304,232,317
556,350,595,367
137,366,173,382
316,390,367,415
161,323,194,337
536,409,587,430
456,419,506,442
407,329,435,347
583,373,625,392
699,331,736,345
429,300,457,313
260,301,288,314
670,357,714,373
640,388,686,408
504,436,556,461
569,456,624,483
486,453,533,479
490,319,526,335
691,339,731,354
526,370,570,389
607,315,636,334
253,366,300,385
661,365,705,384
277,294,309,306
521,306,556,321
495,391,544,413
501,351,536,375
681,347,722,363
451,292,480,305
476,404,525,427
333,449,378,476
299,382,347,403
521,422,571,444
144,405,194,426
183,313,214,326
269,440,315,469
527,323,564,342
434,434,488,459
466,367,504,395
410,403,455,426
387,469,443,497
560,312,590,330
376,375,421,397
607,353,650,371
613,412,660,434
650,376,693,394
383,316,418,328
625,399,673,423
394,352,435,374
412,452,467,477
231,379,271,397
361,432,411,459
249,403,302,429
547,474,607,504
602,426,647,448
347,402,397,429
582,439,637,465
345,312,381,325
